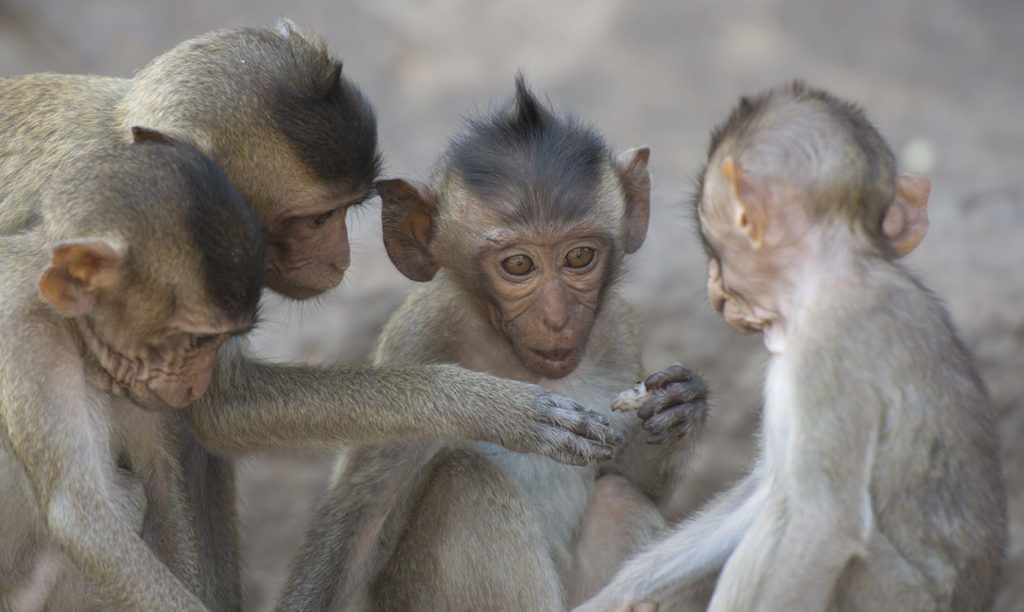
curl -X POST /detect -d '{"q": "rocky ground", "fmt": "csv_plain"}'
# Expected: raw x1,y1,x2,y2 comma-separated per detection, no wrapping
2,0,1021,609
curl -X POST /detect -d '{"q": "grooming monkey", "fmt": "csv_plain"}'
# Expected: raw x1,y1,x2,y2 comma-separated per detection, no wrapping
577,81,1007,611
0,133,265,611
0,22,622,610
278,77,710,611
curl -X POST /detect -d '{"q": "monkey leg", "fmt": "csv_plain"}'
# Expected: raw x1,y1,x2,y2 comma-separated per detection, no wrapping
832,530,940,612
370,447,563,612
568,474,666,606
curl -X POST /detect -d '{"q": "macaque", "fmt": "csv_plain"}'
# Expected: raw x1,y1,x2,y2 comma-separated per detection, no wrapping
278,76,710,611
0,134,264,611
577,81,1007,612
0,23,621,609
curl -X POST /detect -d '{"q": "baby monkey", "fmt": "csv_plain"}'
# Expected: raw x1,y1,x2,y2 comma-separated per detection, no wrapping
578,81,1007,611
0,131,265,611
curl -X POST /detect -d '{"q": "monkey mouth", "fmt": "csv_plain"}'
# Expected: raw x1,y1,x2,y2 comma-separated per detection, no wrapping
532,348,576,363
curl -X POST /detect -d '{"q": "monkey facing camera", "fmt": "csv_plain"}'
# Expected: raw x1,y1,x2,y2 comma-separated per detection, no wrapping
577,81,1007,612
277,76,710,611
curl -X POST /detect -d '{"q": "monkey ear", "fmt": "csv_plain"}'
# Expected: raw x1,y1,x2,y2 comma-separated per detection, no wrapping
378,179,440,282
882,173,930,257
614,147,651,254
722,156,767,249
275,18,299,38
131,125,201,151
38,240,124,316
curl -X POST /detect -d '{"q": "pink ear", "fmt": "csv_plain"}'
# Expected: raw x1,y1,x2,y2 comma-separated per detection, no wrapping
722,156,767,249
614,147,651,254
38,240,122,315
378,179,441,282
882,173,930,257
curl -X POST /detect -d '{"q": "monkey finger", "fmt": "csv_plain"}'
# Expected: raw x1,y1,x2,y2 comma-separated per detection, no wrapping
636,376,709,421
642,363,693,391
640,399,708,443
538,428,619,465
535,395,624,445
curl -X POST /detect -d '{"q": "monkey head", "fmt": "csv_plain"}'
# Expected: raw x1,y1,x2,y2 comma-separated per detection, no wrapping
119,22,382,301
37,136,265,411
694,81,932,339
378,76,650,380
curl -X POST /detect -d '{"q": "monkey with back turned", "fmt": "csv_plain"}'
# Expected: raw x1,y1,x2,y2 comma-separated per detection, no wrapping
278,77,710,611
0,22,622,610
577,81,1007,612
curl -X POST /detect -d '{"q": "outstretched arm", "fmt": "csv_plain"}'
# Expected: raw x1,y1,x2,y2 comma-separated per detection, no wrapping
575,464,769,611
708,374,877,612
186,341,622,465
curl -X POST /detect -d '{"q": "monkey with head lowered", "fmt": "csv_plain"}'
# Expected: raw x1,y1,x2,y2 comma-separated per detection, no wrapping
576,81,1007,612
0,23,623,609
0,132,265,611
278,77,710,611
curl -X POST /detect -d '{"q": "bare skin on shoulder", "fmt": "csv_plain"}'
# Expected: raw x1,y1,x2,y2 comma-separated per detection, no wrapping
577,81,1007,612
278,76,710,612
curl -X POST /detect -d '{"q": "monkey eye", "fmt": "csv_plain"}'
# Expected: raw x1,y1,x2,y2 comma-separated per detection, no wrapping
194,333,221,348
565,246,595,268
501,254,535,276
311,209,337,227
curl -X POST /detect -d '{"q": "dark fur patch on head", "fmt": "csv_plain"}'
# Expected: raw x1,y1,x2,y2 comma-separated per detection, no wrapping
273,52,383,192
445,75,610,228
43,139,266,320
180,150,267,320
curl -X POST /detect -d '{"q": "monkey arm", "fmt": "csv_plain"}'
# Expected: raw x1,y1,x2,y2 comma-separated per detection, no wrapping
574,466,768,611
709,361,879,612
185,340,621,465
277,441,441,610
609,363,710,505
4,387,206,611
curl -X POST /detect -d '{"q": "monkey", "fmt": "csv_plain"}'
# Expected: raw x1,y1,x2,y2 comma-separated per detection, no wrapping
0,22,623,609
0,132,266,611
575,81,1008,612
277,76,711,611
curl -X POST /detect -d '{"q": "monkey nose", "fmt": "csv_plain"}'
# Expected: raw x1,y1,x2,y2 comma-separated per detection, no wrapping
543,312,569,332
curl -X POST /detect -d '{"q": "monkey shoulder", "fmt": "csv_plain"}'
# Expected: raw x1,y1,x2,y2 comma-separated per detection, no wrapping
788,266,990,433
374,281,469,365
0,73,125,132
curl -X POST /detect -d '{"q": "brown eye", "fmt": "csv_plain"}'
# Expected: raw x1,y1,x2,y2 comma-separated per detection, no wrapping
501,254,534,276
565,247,595,268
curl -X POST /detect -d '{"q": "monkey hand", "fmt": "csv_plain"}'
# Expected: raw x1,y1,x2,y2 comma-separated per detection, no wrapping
486,383,624,466
633,363,709,445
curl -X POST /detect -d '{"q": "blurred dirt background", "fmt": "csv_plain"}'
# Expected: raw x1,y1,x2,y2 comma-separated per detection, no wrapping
2,0,1021,609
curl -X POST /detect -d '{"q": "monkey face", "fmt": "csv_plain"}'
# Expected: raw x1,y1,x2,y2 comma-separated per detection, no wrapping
481,238,609,380
706,257,763,334
78,286,252,411
264,189,371,300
